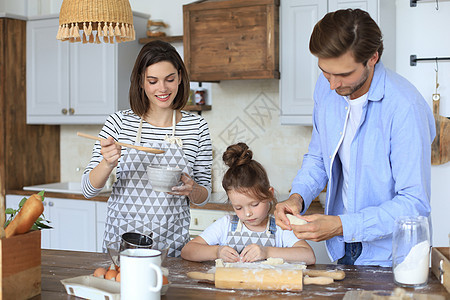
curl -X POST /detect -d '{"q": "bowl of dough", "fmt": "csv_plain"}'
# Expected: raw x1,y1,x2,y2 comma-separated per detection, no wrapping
147,165,182,193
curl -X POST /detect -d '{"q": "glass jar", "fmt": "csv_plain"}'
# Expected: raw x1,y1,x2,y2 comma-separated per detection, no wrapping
392,216,430,287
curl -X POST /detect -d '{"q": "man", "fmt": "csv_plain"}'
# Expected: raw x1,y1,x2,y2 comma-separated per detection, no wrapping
274,9,435,266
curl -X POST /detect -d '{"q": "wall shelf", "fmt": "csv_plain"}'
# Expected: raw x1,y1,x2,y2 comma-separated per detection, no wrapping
138,35,183,44
184,105,211,113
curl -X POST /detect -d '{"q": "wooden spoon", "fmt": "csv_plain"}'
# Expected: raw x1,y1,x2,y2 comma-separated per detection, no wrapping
77,132,165,154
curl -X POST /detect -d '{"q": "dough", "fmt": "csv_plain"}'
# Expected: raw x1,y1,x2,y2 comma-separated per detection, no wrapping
215,258,224,267
261,257,284,265
286,214,308,225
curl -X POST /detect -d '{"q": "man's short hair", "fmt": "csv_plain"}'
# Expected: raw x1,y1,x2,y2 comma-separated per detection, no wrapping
309,9,383,65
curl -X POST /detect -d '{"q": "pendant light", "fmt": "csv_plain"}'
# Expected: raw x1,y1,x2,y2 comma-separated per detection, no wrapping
56,0,135,44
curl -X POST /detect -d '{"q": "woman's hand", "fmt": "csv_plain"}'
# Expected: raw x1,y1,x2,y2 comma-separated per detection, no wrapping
100,137,121,169
217,246,240,262
169,173,194,196
240,244,268,262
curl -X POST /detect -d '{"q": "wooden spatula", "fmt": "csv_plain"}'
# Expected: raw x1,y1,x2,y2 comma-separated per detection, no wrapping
187,268,334,291
77,132,165,154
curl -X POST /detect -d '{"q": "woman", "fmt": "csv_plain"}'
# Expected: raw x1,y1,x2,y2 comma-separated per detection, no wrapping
81,41,212,257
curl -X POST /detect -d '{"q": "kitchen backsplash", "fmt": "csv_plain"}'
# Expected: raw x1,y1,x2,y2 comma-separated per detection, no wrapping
60,79,313,198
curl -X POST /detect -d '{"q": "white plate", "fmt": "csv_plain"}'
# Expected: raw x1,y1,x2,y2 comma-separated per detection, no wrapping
61,275,170,298
61,275,120,300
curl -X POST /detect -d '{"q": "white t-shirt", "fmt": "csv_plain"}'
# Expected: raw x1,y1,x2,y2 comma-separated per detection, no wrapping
200,215,301,248
338,93,368,213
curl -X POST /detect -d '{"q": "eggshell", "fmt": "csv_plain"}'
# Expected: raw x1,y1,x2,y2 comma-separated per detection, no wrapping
93,267,107,278
105,269,118,280
116,272,121,282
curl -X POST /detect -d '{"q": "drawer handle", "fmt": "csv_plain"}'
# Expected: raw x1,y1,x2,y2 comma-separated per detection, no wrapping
69,108,75,115
194,218,198,225
61,108,68,115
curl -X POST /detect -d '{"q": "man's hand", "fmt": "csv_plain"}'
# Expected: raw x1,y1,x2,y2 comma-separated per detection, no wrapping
290,214,343,242
274,194,304,230
240,244,267,262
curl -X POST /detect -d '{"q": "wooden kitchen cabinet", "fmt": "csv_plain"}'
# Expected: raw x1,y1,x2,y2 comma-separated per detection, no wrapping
26,13,149,125
280,0,380,125
6,195,97,252
0,17,60,204
183,0,279,81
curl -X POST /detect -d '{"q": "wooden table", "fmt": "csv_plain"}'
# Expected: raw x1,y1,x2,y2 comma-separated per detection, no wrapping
35,249,449,299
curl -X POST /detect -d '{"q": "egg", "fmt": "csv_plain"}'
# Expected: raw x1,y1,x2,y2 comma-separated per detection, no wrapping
107,263,119,271
105,269,118,280
116,272,121,282
163,275,169,285
93,267,107,278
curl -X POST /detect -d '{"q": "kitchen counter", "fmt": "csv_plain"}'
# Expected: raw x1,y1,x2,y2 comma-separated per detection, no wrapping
36,249,449,299
9,189,325,215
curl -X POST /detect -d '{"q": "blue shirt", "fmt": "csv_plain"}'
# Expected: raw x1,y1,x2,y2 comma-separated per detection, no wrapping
290,62,436,266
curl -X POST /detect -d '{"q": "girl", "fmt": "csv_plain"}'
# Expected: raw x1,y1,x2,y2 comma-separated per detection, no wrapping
81,41,212,257
181,143,315,264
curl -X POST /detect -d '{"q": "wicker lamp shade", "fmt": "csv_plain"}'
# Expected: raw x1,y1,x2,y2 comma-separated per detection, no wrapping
56,0,135,44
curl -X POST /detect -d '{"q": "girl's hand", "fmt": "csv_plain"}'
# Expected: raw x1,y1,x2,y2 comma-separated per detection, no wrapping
170,173,194,196
217,246,240,262
240,244,268,262
100,137,121,169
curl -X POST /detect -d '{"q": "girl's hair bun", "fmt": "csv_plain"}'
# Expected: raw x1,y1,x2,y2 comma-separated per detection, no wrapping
222,142,253,168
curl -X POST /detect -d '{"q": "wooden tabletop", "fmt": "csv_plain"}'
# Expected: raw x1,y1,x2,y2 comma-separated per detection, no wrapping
33,249,449,299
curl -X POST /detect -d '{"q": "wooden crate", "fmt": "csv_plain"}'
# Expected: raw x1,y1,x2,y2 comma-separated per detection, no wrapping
431,247,450,294
183,0,279,81
0,230,41,299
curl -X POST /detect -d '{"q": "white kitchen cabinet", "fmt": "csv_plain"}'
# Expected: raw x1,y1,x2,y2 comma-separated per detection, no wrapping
189,209,229,239
26,13,149,125
96,201,108,252
6,194,96,252
280,0,379,125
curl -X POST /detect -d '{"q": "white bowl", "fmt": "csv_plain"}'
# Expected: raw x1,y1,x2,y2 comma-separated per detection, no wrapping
147,166,182,192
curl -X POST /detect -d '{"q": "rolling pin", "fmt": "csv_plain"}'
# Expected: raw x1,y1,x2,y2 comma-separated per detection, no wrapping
187,267,334,291
304,269,346,280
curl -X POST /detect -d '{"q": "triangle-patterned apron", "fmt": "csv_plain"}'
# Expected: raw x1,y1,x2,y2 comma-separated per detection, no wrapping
226,215,277,253
103,111,192,257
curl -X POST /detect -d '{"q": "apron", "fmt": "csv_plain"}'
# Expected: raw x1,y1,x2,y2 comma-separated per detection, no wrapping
226,215,277,253
103,111,192,257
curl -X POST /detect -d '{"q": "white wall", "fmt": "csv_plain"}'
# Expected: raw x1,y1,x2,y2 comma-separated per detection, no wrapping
395,0,450,247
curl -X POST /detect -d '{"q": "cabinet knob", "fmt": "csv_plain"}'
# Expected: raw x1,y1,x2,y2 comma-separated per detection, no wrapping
69,108,75,115
49,201,54,207
43,201,47,206
62,108,68,115
194,218,198,225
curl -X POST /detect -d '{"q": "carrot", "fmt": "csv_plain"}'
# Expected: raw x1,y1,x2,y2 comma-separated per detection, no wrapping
5,194,44,238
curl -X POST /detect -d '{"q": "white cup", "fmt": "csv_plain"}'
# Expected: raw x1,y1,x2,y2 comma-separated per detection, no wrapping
120,248,163,300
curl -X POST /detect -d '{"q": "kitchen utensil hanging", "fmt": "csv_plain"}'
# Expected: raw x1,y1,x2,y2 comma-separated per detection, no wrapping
430,61,450,165
77,132,165,154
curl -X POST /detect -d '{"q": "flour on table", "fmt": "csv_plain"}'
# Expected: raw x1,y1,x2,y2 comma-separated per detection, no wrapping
286,214,307,225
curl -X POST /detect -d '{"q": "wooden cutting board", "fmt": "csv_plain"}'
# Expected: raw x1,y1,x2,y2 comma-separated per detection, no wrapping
431,93,450,165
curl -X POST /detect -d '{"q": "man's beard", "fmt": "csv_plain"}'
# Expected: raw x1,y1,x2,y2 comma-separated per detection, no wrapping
335,66,370,98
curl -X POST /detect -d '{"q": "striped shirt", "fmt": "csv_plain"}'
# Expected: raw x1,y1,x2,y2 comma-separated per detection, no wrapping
81,109,212,201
